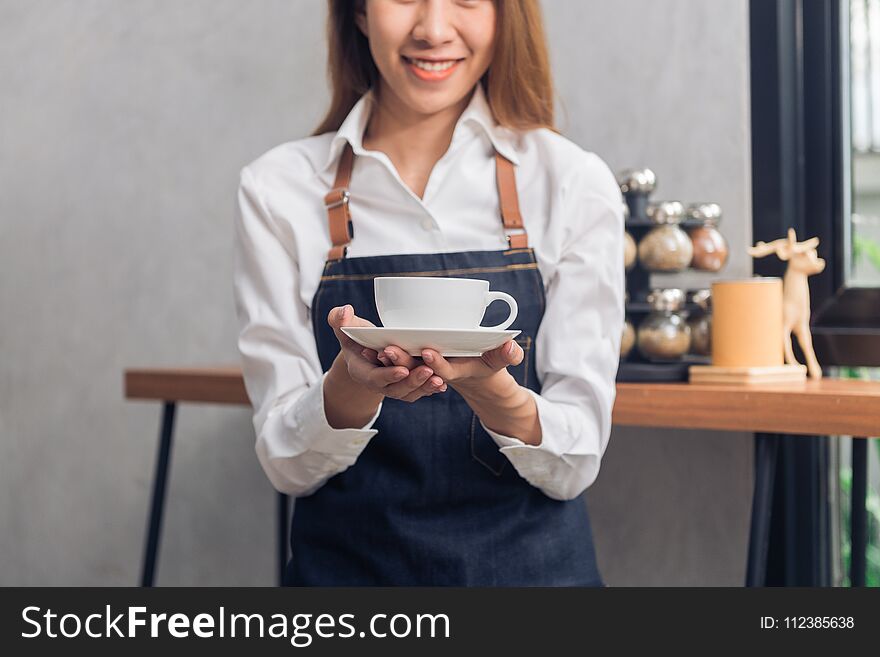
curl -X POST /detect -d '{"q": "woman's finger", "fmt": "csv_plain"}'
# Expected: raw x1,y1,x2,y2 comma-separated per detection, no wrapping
399,377,447,403
361,348,381,365
365,363,411,390
346,352,385,386
419,349,475,381
327,305,376,352
327,306,354,348
481,340,524,371
382,345,421,370
384,365,436,399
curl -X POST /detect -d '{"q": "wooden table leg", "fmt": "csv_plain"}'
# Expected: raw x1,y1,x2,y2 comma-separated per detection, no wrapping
278,492,290,586
140,402,177,587
850,437,868,587
746,433,779,586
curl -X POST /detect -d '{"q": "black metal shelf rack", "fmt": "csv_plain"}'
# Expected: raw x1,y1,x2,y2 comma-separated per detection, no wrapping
617,213,712,383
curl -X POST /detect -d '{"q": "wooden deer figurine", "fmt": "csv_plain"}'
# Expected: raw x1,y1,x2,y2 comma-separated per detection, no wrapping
747,228,826,379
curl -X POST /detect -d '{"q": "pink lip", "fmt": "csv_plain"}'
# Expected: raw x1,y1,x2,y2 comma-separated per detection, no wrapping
402,54,465,62
402,56,463,82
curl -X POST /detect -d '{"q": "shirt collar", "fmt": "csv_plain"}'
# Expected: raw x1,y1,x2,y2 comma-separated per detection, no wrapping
321,89,377,175
320,83,521,179
452,83,521,165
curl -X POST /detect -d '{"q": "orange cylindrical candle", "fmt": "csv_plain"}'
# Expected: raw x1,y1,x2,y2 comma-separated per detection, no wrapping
711,278,784,367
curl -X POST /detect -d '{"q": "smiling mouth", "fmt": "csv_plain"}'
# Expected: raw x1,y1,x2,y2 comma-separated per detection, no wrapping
402,55,464,81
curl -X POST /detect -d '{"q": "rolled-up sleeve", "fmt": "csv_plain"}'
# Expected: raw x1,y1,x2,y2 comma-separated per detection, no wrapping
481,152,626,500
233,166,381,497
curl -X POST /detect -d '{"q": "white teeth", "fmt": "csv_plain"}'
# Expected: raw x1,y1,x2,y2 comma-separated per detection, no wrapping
410,58,457,72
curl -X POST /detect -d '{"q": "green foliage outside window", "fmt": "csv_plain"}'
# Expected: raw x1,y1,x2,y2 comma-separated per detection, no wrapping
853,234,880,274
838,366,880,587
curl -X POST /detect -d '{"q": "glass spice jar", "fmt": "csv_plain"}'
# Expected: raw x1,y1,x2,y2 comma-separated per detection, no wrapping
637,288,692,361
624,230,638,271
622,202,637,271
686,288,712,356
638,201,694,272
621,317,636,358
617,168,657,222
686,203,729,272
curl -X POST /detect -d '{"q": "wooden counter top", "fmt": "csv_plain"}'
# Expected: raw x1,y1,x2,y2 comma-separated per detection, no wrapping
613,378,880,437
125,367,249,405
125,368,880,438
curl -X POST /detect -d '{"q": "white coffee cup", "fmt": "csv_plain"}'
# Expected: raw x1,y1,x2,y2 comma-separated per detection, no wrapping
374,277,518,330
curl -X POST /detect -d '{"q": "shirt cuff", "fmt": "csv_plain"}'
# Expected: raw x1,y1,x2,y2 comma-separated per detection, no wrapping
479,388,599,498
293,371,383,466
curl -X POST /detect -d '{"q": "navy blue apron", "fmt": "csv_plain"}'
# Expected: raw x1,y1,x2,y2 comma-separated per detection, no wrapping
285,142,604,586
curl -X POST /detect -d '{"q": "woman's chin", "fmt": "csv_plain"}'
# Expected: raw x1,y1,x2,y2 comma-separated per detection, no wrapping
393,82,475,117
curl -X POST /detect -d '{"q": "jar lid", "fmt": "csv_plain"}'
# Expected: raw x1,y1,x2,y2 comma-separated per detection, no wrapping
617,168,657,194
690,288,712,311
646,288,686,311
687,202,723,225
646,201,686,225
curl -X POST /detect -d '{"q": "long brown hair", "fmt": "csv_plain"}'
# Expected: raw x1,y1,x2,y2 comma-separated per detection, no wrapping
312,0,555,135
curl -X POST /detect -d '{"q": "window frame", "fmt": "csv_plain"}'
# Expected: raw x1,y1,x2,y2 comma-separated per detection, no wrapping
749,0,842,587
752,0,880,366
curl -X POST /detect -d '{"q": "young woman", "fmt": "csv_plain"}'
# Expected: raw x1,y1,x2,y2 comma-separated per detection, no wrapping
234,0,624,586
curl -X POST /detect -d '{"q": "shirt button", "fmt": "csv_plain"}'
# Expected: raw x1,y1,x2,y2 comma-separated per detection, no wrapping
421,218,434,231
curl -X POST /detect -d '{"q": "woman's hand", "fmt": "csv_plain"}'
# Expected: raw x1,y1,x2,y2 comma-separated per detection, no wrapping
379,340,540,445
378,340,525,392
327,304,447,403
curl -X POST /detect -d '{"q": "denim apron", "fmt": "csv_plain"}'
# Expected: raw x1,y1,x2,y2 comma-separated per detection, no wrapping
285,142,604,586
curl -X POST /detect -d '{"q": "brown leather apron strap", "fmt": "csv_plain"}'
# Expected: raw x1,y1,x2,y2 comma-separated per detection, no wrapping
494,151,529,249
324,142,355,260
323,142,529,260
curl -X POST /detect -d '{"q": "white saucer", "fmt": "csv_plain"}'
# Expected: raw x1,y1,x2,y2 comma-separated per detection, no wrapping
340,326,521,357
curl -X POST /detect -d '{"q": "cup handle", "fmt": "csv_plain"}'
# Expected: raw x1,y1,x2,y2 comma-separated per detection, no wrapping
481,291,518,330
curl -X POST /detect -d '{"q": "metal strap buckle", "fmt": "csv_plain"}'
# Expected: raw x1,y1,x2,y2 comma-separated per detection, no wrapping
325,189,350,210
505,227,526,245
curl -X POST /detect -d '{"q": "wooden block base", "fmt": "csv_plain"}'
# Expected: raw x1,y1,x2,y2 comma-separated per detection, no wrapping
688,363,807,384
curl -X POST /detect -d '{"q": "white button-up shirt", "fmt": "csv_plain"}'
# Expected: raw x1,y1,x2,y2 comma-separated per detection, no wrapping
233,84,625,501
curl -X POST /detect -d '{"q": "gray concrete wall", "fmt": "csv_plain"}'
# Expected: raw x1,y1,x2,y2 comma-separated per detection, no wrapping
542,1,754,586
0,0,752,586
